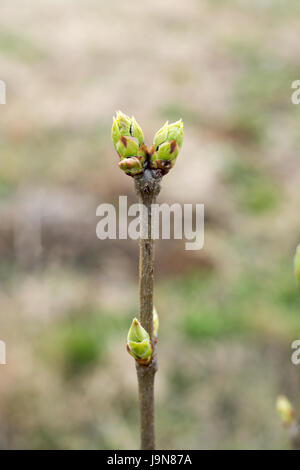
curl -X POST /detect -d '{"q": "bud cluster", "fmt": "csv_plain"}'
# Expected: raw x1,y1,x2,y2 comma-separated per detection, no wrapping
111,111,146,176
111,111,183,177
150,120,183,175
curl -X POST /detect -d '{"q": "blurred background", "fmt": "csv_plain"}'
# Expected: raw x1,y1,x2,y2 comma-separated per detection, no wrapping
1,0,300,450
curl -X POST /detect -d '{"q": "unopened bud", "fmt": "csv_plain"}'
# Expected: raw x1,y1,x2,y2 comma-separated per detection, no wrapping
294,244,300,287
116,136,140,159
111,111,145,176
118,157,144,176
153,121,169,149
150,119,183,174
153,119,183,150
276,395,295,426
153,307,159,342
127,318,152,365
131,117,144,146
112,111,131,142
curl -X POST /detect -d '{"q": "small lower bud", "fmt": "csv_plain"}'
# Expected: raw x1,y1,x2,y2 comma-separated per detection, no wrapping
153,307,159,343
118,157,144,176
294,244,300,287
127,318,153,365
276,395,295,426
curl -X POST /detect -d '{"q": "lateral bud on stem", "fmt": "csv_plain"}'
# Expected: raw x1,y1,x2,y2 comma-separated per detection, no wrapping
153,307,159,343
294,244,300,287
127,318,153,366
276,395,295,427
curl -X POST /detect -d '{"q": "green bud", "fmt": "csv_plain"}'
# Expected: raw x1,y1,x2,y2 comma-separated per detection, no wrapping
127,318,152,365
150,141,178,173
166,120,184,148
116,136,139,158
112,111,144,147
111,117,121,149
131,117,144,146
157,140,179,160
150,119,183,174
112,112,145,176
153,307,159,342
153,121,169,149
115,111,131,136
153,119,183,150
294,244,300,286
118,157,143,176
276,395,294,426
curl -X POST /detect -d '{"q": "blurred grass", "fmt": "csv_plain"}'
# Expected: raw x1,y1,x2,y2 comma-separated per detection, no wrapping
37,308,129,378
222,40,300,143
210,0,300,19
158,103,199,126
0,123,109,186
0,30,46,62
161,262,300,342
0,176,14,199
224,157,280,214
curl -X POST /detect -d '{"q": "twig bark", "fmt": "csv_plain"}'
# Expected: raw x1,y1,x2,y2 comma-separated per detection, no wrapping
134,169,161,450
288,421,300,450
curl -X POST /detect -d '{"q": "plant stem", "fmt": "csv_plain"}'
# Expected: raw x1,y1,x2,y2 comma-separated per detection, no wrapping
136,357,157,450
289,422,300,450
134,169,161,450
